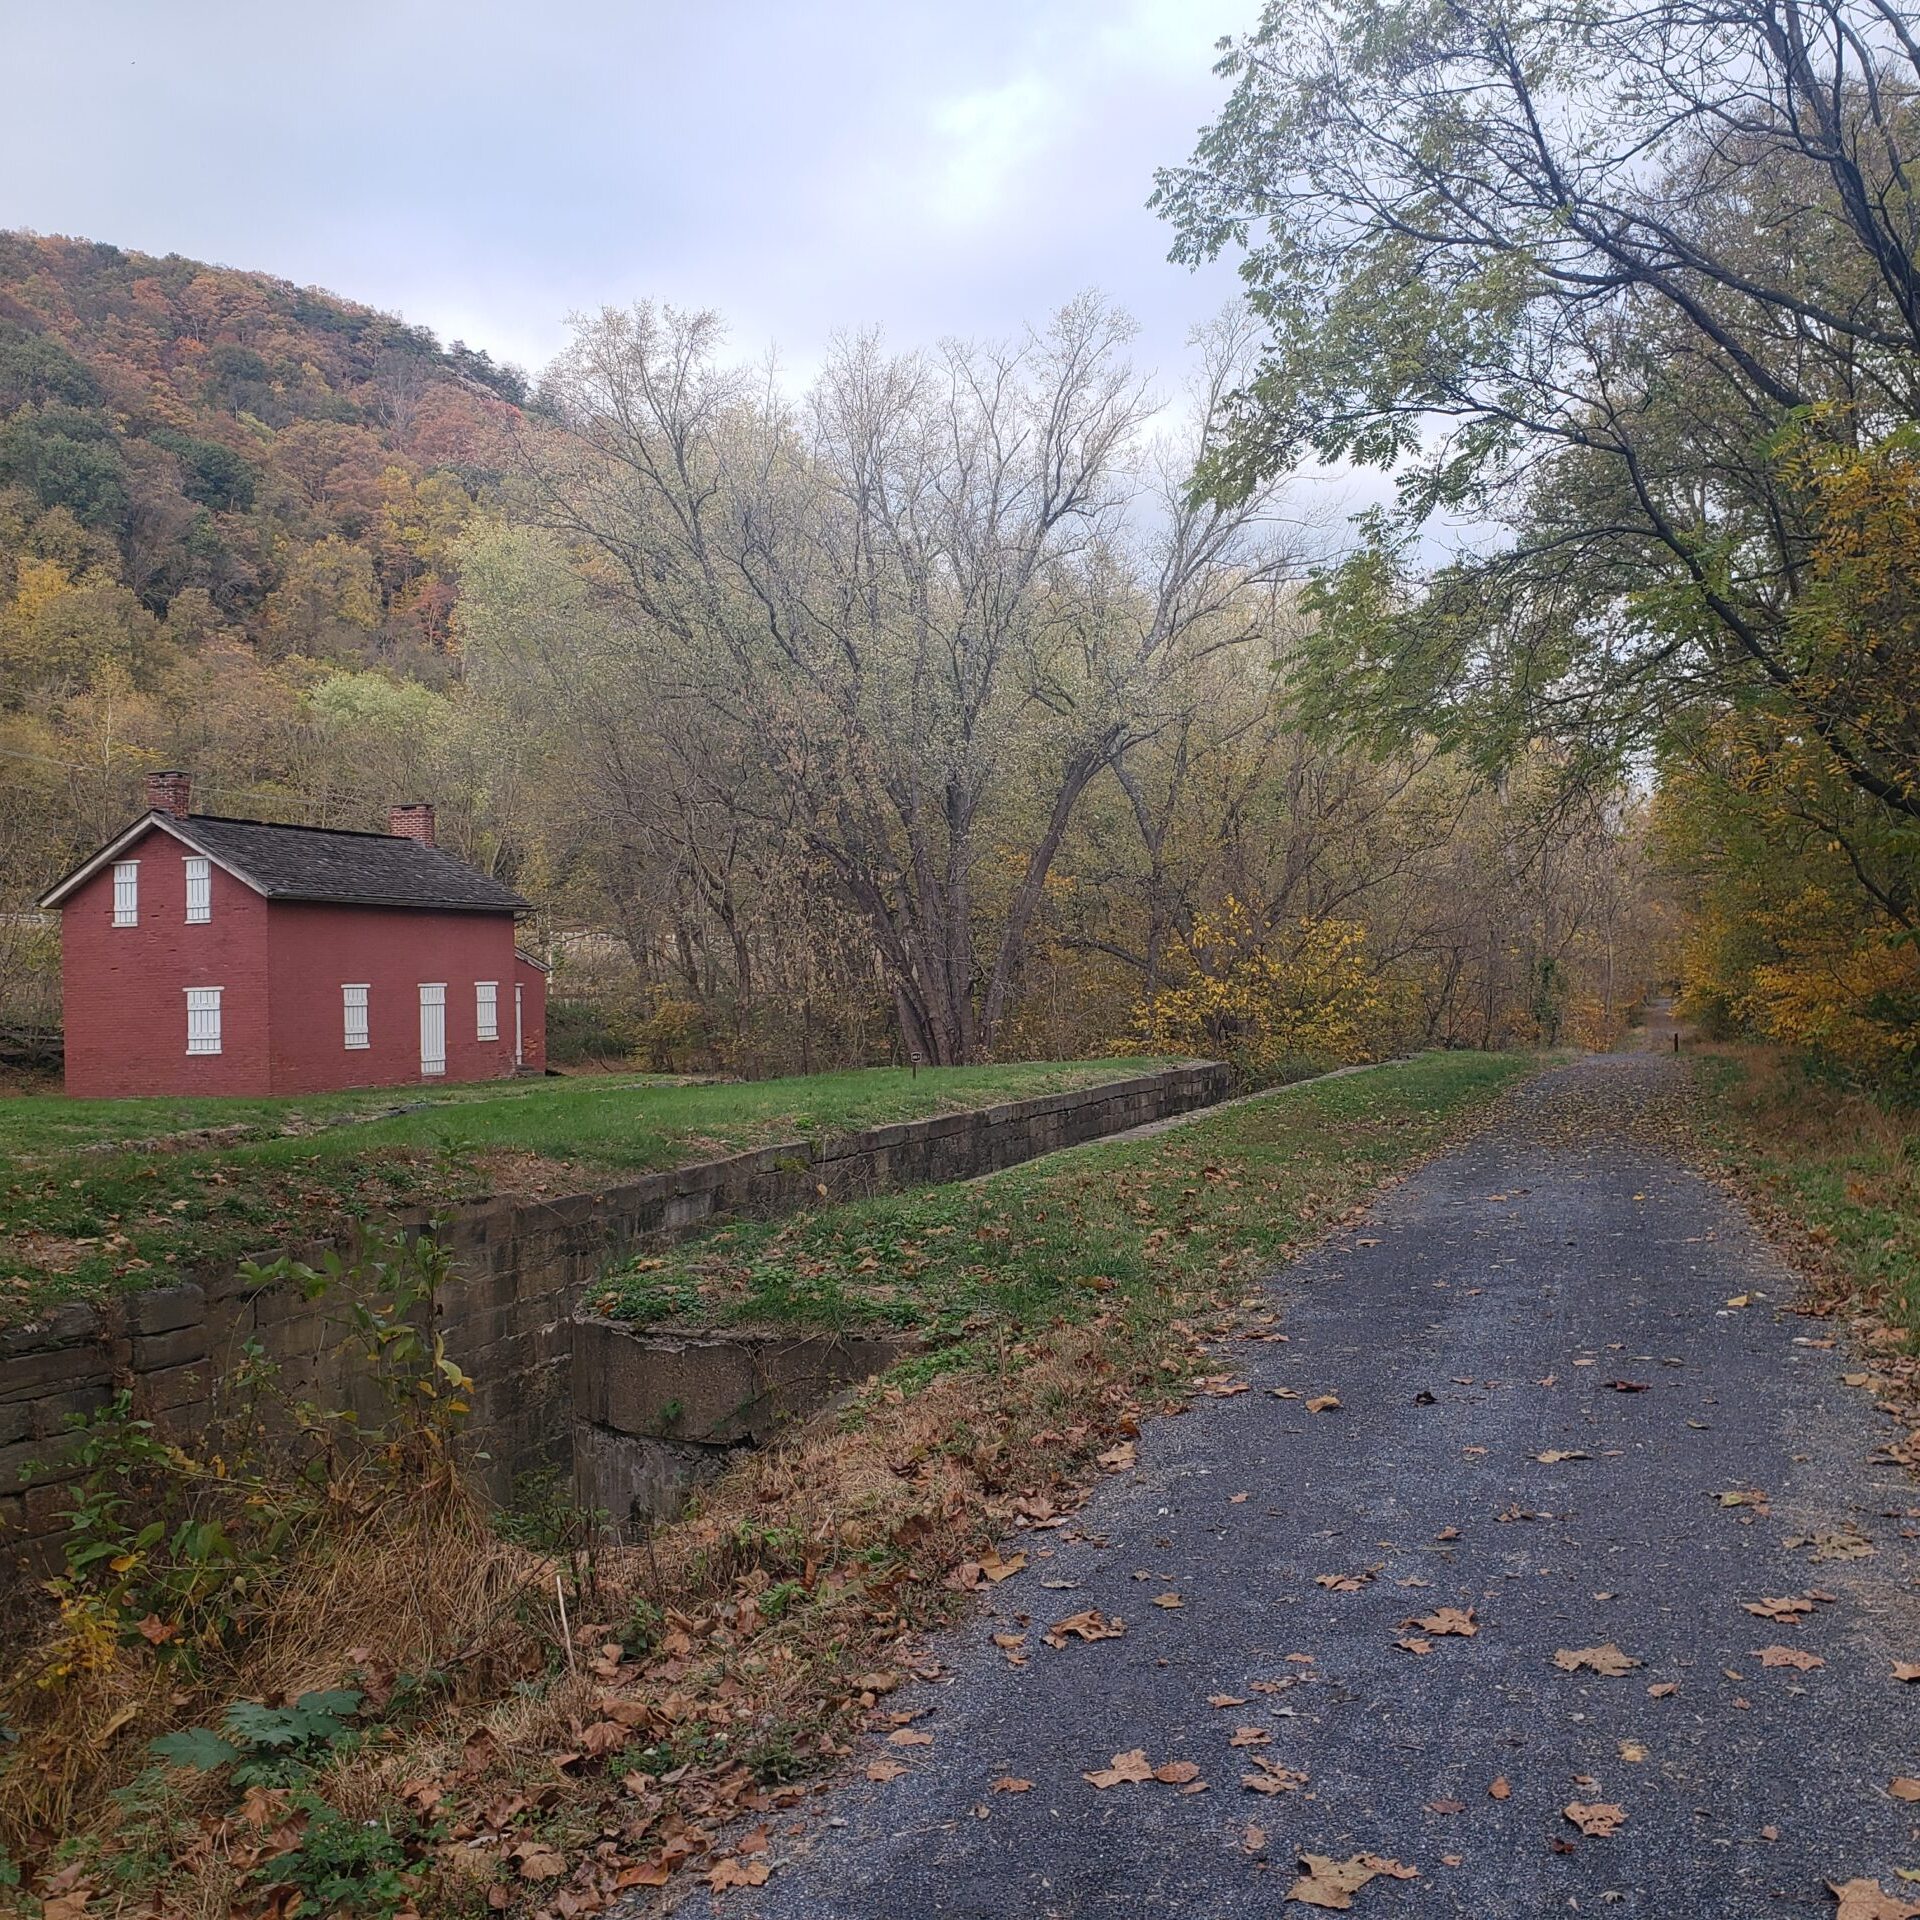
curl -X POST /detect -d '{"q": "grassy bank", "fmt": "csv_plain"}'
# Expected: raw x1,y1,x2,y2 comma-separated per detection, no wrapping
3,1050,1528,1917
604,1051,1528,1340
0,1059,1164,1322
1692,1045,1920,1342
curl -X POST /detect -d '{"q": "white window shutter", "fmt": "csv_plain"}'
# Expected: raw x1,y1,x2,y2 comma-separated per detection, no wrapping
184,986,223,1055
184,856,211,923
419,983,446,1077
112,861,139,926
342,984,369,1050
476,980,498,1041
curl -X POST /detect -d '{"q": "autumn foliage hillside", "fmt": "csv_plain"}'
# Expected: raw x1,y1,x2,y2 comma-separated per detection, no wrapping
0,233,531,1049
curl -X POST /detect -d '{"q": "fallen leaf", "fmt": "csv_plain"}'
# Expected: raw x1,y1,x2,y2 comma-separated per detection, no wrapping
1890,1778,1920,1802
1098,1441,1137,1471
1894,1662,1920,1684
1394,1637,1434,1656
1154,1759,1202,1784
865,1759,908,1781
707,1856,773,1891
1153,1592,1185,1609
1243,1823,1269,1854
1553,1643,1641,1676
887,1728,934,1747
1317,1572,1369,1592
1828,1878,1920,1920
1618,1739,1648,1763
511,1843,567,1881
1306,1395,1342,1414
1287,1852,1419,1910
1648,1681,1678,1698
1564,1801,1627,1836
990,1776,1032,1793
1488,1775,1512,1800
1755,1644,1824,1670
1607,1380,1649,1392
1412,1607,1478,1637
978,1549,1027,1583
1044,1608,1126,1648
1744,1596,1815,1621
1084,1748,1155,1789
1229,1726,1272,1748
1241,1756,1310,1794
1534,1449,1591,1464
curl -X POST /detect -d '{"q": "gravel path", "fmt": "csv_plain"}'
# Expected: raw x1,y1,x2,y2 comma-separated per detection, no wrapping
705,1052,1920,1918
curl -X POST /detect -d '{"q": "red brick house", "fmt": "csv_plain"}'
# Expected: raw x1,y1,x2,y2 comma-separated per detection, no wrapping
38,772,547,1098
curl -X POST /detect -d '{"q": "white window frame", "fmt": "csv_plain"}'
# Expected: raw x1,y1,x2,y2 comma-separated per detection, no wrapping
112,860,139,927
514,981,524,1067
475,979,498,1042
342,983,370,1051
419,982,446,1078
183,855,211,924
184,986,223,1056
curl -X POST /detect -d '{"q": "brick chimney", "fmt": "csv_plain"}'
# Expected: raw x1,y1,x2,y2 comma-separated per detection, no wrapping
388,802,436,847
145,770,192,818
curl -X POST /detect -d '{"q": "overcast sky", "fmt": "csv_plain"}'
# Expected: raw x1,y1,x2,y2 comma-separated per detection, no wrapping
2,0,1267,401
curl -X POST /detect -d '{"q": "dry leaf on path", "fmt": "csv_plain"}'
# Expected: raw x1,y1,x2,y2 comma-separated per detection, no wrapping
1084,1748,1155,1789
1306,1395,1343,1414
1754,1644,1824,1671
1044,1608,1126,1648
1287,1852,1419,1910
707,1857,773,1891
978,1549,1027,1583
1154,1759,1202,1785
1888,1777,1920,1802
887,1728,934,1747
1412,1607,1478,1637
1828,1879,1920,1920
1488,1775,1511,1800
1229,1726,1272,1748
1893,1663,1920,1684
1242,1757,1309,1795
1535,1449,1591,1463
1553,1643,1640,1675
1744,1595,1815,1621
990,1776,1032,1793
1209,1693,1248,1708
1564,1802,1627,1836
1153,1592,1185,1609
1098,1441,1137,1471
865,1759,908,1781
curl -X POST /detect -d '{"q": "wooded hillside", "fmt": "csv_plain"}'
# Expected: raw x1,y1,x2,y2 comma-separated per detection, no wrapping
0,234,1663,1078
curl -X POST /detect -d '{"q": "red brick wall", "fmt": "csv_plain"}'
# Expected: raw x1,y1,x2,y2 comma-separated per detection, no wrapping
264,900,521,1094
58,829,272,1098
513,955,548,1073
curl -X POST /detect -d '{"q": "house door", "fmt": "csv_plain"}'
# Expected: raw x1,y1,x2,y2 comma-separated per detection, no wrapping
419,983,446,1078
514,982,524,1068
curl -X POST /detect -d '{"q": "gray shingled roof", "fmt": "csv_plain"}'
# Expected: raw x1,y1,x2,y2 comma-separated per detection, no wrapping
175,816,528,913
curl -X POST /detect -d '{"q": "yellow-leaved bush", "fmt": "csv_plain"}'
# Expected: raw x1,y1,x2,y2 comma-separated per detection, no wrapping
1125,900,1388,1083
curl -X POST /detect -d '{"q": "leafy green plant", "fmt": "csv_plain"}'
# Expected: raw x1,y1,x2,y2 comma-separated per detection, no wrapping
148,1688,366,1788
271,1791,423,1917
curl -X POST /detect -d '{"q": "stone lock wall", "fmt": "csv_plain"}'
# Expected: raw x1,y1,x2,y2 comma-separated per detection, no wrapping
1,1061,1229,1568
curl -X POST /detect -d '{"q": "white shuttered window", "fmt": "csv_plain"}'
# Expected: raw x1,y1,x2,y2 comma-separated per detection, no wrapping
184,856,211,923
475,980,498,1041
185,987,223,1055
419,983,446,1077
112,860,139,926
343,984,369,1050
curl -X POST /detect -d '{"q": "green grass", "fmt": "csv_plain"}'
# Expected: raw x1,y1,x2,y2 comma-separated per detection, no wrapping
599,1051,1532,1340
1693,1046,1920,1341
0,1059,1168,1323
